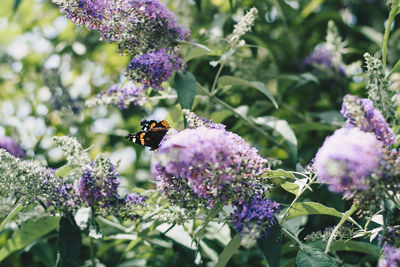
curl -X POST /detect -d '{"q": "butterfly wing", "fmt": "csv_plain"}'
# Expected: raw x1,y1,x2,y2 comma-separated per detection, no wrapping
141,120,158,131
125,127,168,150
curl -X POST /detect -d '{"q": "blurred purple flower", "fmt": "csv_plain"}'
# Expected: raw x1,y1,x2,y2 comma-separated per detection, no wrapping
314,127,383,197
341,94,396,146
0,136,25,158
78,162,120,207
93,83,144,109
231,192,280,239
303,47,333,69
126,49,183,90
302,46,346,76
379,245,400,267
152,126,269,207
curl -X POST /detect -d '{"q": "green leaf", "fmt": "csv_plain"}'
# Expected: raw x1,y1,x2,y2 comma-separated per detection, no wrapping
389,58,400,77
258,218,282,267
359,26,383,47
164,103,183,128
194,204,222,241
291,122,337,133
13,0,22,13
183,42,213,63
55,165,74,178
285,202,351,221
218,76,278,109
57,213,82,267
174,71,197,110
75,208,102,239
268,169,296,180
0,216,60,261
252,116,297,162
296,246,337,267
307,240,381,258
0,203,23,232
215,234,241,267
281,182,299,195
300,0,324,19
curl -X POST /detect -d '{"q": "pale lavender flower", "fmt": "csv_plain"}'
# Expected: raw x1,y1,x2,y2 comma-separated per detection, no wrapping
152,126,269,207
314,127,383,197
0,136,25,158
126,49,183,89
341,94,396,146
230,192,280,241
379,245,400,267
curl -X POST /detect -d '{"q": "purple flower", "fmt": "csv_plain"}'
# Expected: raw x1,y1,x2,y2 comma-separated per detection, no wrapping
54,0,190,88
152,126,269,207
341,94,396,146
379,245,400,267
231,192,280,239
126,49,183,90
314,127,383,197
0,136,25,158
94,83,144,109
302,46,346,77
303,47,333,69
182,109,226,130
78,162,120,207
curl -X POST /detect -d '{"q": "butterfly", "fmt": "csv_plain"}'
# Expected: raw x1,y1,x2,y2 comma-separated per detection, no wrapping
125,119,170,150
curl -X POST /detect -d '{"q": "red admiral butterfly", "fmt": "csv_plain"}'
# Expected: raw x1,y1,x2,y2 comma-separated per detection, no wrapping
125,119,170,150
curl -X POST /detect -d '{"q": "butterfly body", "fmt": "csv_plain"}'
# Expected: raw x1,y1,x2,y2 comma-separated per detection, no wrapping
125,119,170,150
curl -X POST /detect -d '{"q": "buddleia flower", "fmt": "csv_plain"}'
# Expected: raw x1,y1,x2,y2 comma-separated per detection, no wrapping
341,94,396,146
0,136,25,158
152,111,269,209
230,192,279,245
314,127,384,197
53,0,190,89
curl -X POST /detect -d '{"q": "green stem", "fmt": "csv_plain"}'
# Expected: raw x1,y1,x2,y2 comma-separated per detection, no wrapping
279,174,317,225
324,203,358,254
281,227,302,247
197,84,283,148
382,4,400,67
211,59,227,95
90,238,96,267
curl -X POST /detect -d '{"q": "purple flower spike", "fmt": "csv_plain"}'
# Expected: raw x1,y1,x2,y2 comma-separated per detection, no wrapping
126,49,183,90
314,127,383,197
231,192,280,240
0,136,25,158
341,94,396,147
379,245,400,267
78,162,120,207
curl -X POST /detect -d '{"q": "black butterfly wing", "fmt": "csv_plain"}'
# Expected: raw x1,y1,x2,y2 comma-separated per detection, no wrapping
125,127,168,150
145,127,168,150
141,120,158,131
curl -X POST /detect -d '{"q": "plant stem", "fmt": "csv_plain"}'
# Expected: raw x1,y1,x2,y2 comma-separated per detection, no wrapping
382,4,399,67
279,174,317,225
90,238,96,267
282,227,302,246
324,203,358,254
197,83,283,148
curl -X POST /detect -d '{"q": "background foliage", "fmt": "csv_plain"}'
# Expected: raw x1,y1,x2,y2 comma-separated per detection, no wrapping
0,0,398,266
